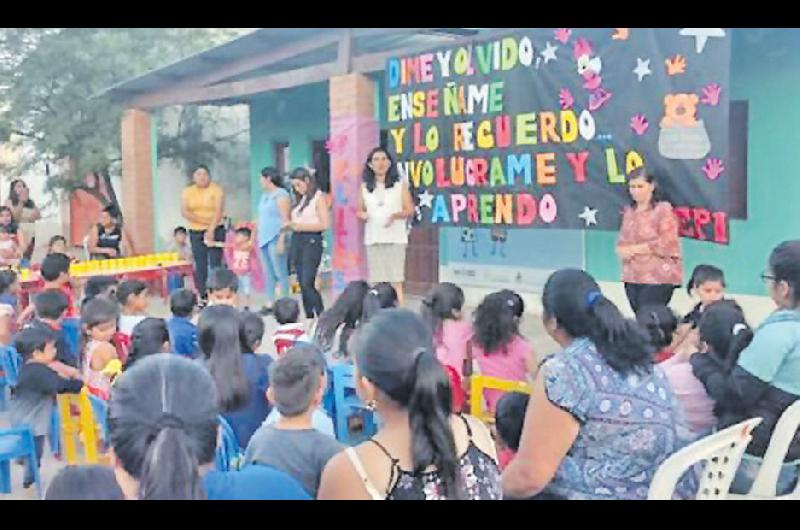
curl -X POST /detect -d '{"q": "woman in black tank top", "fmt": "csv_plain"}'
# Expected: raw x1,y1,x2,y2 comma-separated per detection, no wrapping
88,205,122,259
317,309,502,500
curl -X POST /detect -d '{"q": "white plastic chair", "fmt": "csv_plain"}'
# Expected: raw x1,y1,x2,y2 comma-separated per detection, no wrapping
728,400,800,500
648,417,763,500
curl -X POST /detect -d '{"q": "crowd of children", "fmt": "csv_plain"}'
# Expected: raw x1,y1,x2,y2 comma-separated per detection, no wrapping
2,229,800,501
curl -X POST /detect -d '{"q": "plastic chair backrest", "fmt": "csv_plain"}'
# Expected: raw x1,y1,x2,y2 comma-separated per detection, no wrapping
113,332,131,365
0,425,43,498
330,362,376,444
732,400,800,499
443,365,465,413
61,317,81,360
56,389,107,465
216,415,241,471
469,375,532,422
0,346,21,388
648,417,763,500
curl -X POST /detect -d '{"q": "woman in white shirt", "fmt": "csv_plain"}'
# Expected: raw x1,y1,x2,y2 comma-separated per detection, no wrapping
357,148,414,304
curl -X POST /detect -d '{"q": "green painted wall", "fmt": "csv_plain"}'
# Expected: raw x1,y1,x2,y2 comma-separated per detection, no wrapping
586,29,800,296
248,82,330,213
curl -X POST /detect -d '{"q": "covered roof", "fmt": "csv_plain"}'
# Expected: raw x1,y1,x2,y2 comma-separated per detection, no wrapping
102,28,498,108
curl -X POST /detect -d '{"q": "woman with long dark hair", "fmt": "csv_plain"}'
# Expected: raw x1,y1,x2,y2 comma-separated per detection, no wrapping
198,305,250,414
285,167,329,322
357,148,414,305
691,241,800,495
108,354,218,499
257,166,291,315
318,309,501,500
313,280,369,358
616,167,683,315
181,165,226,303
5,179,40,262
502,269,695,500
124,318,170,369
360,282,398,324
198,305,270,447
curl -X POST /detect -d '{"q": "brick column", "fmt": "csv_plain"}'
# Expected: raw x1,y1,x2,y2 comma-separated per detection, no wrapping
328,74,379,294
120,108,154,255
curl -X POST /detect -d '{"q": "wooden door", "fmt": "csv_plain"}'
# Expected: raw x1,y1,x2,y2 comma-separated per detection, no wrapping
405,226,439,296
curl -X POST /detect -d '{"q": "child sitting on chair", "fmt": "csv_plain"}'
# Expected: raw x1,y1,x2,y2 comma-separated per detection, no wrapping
116,280,148,336
494,391,530,471
206,268,239,307
167,288,198,358
0,224,21,267
0,269,21,313
81,297,121,400
10,326,83,488
18,253,77,327
272,297,311,356
245,344,342,497
167,227,192,294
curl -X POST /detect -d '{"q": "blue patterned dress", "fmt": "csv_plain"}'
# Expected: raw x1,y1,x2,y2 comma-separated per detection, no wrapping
541,337,698,500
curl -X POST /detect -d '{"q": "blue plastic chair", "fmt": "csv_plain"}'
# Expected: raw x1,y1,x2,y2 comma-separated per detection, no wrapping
0,426,43,498
61,318,81,362
0,368,6,412
88,394,109,449
215,416,242,472
330,363,377,445
0,346,21,389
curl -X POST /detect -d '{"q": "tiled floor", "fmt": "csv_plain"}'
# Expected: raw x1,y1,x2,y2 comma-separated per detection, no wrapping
1,290,559,500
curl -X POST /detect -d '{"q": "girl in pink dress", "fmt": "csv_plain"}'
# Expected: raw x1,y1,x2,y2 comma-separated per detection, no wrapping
422,282,472,373
470,290,534,413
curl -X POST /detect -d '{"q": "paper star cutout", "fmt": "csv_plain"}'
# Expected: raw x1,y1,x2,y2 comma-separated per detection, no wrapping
633,58,651,82
578,206,598,227
540,41,558,64
679,28,726,54
418,189,434,209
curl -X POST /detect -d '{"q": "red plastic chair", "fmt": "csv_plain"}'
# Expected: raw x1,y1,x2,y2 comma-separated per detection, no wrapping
443,365,466,413
112,332,131,365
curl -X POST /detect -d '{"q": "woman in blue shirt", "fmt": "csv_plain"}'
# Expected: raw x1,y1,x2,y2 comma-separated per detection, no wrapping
502,269,696,500
257,167,292,315
692,240,800,495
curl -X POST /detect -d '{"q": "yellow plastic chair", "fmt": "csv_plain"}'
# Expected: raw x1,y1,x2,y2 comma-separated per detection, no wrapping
56,388,107,465
469,375,532,423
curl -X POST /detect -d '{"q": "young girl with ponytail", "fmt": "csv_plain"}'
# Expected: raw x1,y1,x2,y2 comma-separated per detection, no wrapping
317,309,501,500
360,282,398,324
107,354,312,500
659,300,751,435
420,282,471,372
108,354,219,499
502,269,695,500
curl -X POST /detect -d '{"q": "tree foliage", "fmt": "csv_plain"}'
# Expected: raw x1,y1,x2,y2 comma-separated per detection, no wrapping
0,28,251,191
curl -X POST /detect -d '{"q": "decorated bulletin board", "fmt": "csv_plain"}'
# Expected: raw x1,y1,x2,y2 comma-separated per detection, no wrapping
385,28,732,244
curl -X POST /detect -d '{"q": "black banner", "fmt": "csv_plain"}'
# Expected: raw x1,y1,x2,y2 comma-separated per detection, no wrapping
385,28,732,244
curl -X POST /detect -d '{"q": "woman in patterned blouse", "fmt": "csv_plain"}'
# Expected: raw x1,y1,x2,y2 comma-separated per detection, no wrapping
502,269,696,500
616,167,683,316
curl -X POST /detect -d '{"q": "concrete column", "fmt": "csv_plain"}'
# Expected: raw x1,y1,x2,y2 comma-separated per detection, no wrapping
120,108,154,255
328,74,379,293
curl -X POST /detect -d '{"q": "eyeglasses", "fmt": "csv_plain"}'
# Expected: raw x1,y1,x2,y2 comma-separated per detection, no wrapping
760,272,777,283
